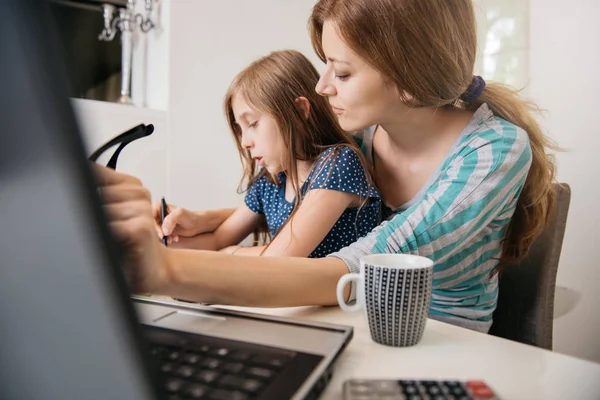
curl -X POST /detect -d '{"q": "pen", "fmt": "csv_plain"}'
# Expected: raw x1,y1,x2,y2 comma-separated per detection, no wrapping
161,196,168,246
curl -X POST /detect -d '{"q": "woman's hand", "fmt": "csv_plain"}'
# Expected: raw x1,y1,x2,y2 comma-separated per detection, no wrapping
93,164,170,294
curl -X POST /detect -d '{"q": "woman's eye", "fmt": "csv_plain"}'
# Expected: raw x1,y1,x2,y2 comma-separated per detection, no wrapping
335,74,350,81
249,121,258,128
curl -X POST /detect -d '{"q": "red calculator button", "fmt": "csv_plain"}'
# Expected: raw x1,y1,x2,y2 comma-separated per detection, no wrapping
472,386,495,398
466,380,487,388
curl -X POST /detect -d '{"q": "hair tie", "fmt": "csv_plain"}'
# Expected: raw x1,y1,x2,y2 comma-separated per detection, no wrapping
460,75,486,102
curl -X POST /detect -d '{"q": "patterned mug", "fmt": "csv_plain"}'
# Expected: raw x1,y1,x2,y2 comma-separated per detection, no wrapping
336,254,434,347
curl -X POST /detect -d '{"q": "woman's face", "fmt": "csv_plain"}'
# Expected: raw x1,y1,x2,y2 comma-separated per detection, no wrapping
315,21,403,132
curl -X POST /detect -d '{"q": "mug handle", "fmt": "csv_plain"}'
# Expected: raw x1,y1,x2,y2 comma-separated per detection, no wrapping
336,273,363,312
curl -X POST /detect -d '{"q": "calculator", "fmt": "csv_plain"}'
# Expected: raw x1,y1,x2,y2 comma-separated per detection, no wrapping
343,378,500,399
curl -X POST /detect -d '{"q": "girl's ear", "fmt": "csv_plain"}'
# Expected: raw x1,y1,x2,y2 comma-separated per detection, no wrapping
294,97,311,120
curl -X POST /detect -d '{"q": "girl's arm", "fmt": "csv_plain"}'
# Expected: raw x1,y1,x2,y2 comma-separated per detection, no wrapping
165,175,269,250
231,146,379,257
153,202,236,241
173,204,261,251
228,187,359,257
192,208,237,233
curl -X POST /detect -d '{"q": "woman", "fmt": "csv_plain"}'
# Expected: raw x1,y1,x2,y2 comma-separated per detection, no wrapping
97,0,556,333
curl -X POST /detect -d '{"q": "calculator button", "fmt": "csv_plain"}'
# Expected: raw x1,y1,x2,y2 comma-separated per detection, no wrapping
374,380,401,394
401,384,419,395
466,380,487,389
426,384,442,396
448,385,468,396
351,384,372,394
472,386,495,398
348,397,375,400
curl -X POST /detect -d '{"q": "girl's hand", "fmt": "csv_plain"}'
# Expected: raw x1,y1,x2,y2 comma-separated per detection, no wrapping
152,202,201,244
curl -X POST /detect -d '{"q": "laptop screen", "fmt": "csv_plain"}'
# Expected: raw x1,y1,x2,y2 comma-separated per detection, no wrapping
0,1,162,399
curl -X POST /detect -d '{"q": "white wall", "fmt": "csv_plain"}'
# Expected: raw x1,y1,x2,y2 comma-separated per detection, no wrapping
132,0,170,110
167,0,319,210
72,99,168,202
529,0,600,363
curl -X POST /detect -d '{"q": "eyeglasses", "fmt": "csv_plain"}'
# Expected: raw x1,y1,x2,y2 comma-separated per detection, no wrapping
89,124,154,169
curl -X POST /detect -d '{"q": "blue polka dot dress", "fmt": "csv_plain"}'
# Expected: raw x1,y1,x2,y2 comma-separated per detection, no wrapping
244,146,381,258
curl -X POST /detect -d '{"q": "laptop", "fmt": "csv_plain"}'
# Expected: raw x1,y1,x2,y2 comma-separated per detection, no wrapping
0,1,352,399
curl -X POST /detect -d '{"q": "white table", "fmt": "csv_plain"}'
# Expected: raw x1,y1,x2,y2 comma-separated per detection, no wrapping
214,305,600,400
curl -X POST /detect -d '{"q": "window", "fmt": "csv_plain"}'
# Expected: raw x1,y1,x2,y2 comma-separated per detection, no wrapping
473,0,529,91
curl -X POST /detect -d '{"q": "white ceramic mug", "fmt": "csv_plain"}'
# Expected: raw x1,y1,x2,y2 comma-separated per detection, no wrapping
336,254,434,347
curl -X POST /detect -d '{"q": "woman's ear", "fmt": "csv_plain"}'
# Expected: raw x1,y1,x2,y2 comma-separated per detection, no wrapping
294,97,311,120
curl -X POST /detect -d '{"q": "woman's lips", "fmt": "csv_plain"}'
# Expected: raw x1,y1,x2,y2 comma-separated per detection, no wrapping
331,105,344,115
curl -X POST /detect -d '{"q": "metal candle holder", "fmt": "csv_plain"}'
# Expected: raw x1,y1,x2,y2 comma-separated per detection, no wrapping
98,0,155,104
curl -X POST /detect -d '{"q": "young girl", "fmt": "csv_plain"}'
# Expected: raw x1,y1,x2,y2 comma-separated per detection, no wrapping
160,50,380,258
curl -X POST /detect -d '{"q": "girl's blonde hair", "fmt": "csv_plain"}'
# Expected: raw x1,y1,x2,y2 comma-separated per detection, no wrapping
224,50,369,245
310,0,557,272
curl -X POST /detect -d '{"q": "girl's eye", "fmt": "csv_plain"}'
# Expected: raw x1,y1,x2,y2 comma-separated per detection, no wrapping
249,121,258,128
335,74,350,81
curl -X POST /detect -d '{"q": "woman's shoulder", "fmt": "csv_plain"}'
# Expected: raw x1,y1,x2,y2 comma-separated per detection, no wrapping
349,126,377,160
350,125,376,144
456,104,531,161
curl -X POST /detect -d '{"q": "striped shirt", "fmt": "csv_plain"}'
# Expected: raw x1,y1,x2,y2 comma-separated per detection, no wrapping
328,104,532,332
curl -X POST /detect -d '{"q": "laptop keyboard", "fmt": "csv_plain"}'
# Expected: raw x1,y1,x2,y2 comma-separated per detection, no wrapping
153,343,289,399
145,325,323,400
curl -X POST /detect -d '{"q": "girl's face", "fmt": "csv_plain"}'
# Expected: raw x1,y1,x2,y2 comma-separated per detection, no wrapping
232,93,288,175
315,21,404,132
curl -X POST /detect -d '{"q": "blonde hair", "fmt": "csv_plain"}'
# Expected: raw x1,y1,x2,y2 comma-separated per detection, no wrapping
310,0,557,271
224,50,369,245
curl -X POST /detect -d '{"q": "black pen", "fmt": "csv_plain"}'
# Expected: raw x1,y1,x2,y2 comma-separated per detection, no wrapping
161,196,169,246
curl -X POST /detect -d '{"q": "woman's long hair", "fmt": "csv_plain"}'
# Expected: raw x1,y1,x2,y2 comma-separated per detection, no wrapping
310,0,558,272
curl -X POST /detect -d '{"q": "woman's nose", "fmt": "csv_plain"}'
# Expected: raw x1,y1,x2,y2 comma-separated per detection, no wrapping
315,75,336,97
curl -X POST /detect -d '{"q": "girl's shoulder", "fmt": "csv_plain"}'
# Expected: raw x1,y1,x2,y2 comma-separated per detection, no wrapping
248,171,281,192
315,144,365,170
309,145,380,198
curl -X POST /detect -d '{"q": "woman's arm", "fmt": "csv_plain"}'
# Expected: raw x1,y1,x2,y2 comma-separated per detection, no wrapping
93,164,351,306
165,249,349,306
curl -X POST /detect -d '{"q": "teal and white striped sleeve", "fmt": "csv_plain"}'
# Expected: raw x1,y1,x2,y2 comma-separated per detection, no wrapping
329,119,533,330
